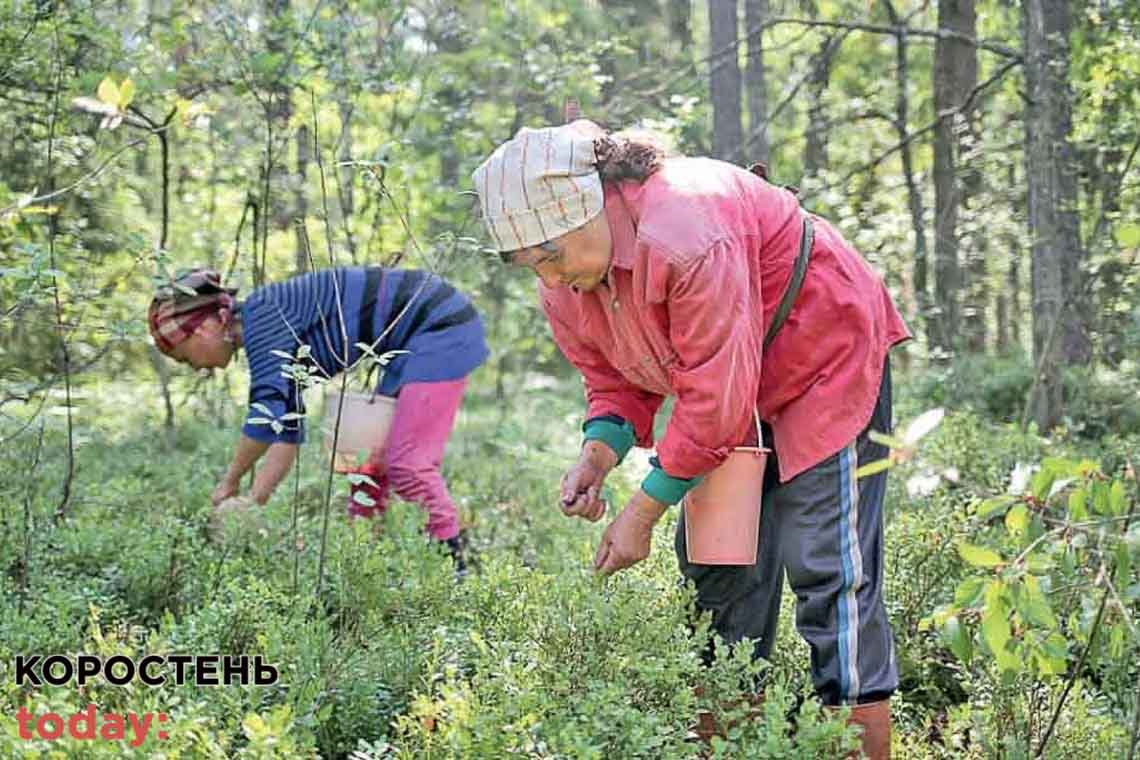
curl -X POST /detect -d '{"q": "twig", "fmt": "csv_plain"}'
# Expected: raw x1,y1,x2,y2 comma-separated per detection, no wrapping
0,138,148,218
45,20,74,527
1036,496,1138,756
308,92,351,609
809,57,1021,201
755,17,1022,61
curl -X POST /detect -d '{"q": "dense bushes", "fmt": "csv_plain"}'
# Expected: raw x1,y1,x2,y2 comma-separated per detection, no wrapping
911,355,1140,438
0,376,1135,757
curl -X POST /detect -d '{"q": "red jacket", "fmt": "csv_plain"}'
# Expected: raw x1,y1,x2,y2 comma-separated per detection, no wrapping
541,157,911,482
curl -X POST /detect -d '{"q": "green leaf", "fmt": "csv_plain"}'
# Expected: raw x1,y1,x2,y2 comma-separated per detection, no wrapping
867,430,907,450
1116,222,1140,249
1025,553,1055,573
1005,504,1029,537
97,76,120,106
1042,632,1069,660
1115,543,1132,589
977,495,1017,519
982,583,1018,672
118,77,135,109
1031,469,1056,501
957,542,1004,568
1018,577,1057,628
1092,481,1112,516
1109,481,1127,516
954,577,986,607
854,458,892,479
1068,488,1089,520
942,615,973,664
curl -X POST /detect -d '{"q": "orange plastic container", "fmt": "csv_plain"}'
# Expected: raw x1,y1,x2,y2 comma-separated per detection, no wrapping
682,446,768,565
321,388,396,473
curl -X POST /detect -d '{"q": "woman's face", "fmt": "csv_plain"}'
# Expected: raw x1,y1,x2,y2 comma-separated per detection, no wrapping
506,211,613,292
166,315,236,370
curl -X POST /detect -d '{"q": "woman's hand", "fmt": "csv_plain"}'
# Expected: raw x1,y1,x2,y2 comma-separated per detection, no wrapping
211,477,240,507
559,441,619,521
594,490,667,576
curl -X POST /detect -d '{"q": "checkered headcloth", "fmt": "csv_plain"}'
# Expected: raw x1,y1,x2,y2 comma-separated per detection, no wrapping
147,268,238,354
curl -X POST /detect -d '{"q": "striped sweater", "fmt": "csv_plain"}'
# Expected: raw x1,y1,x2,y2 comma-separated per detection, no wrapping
239,267,488,443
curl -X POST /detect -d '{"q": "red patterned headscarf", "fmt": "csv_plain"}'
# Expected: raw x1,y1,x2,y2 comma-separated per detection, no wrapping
147,268,239,354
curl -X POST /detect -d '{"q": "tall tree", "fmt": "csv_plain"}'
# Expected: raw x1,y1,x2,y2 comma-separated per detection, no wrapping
743,0,768,163
803,34,841,178
668,0,692,53
884,0,930,350
931,0,976,358
1024,0,1082,431
708,0,743,160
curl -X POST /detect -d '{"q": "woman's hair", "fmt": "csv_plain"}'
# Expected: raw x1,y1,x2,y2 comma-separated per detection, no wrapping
593,128,673,184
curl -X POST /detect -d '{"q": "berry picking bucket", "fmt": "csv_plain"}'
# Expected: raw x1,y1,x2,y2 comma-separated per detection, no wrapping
321,387,396,473
682,446,768,565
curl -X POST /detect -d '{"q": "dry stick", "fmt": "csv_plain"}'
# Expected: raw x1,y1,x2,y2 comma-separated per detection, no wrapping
224,198,258,285
308,91,352,608
45,21,74,527
1036,495,1139,757
290,380,303,597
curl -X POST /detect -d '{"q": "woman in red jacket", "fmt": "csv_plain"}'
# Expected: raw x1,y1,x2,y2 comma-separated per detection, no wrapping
472,121,909,757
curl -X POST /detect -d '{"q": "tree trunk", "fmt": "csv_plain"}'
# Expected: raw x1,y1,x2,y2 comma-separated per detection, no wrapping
932,0,976,359
265,0,293,234
953,0,985,353
743,0,768,163
708,0,743,161
1010,250,1022,350
884,1,929,350
668,0,692,52
337,99,359,264
804,34,841,178
1024,0,1081,432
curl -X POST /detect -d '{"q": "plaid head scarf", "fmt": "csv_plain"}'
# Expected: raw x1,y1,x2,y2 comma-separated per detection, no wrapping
147,268,239,354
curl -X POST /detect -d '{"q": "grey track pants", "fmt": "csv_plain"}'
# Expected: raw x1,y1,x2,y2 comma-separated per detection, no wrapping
675,360,898,706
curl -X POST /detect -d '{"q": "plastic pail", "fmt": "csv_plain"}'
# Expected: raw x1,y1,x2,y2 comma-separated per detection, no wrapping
321,388,396,473
682,447,768,565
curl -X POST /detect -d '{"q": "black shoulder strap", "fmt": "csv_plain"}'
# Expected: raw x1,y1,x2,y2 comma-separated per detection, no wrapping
763,215,814,349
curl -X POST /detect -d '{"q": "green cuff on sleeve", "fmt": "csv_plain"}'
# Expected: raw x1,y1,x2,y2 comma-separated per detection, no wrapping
582,418,636,466
641,457,703,507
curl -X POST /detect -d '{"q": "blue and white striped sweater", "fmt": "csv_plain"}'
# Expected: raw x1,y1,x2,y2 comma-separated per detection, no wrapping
240,267,487,443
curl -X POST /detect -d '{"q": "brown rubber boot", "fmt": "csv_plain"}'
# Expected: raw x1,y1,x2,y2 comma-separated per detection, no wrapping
841,700,891,760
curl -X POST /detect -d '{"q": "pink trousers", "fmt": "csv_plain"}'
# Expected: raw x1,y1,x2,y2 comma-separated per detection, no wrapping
346,378,466,541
